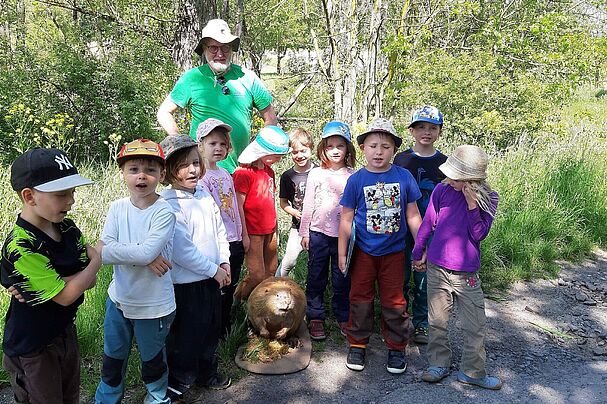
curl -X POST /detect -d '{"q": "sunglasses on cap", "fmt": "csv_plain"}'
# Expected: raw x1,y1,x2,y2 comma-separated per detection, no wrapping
216,76,230,95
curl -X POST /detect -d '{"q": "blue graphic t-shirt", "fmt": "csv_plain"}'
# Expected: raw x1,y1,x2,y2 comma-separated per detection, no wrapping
340,165,421,256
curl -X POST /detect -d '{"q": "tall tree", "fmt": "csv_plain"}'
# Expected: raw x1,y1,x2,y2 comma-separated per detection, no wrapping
171,0,216,70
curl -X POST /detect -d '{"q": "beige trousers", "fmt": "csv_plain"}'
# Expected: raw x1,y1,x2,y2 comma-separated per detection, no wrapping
427,262,487,378
234,232,278,300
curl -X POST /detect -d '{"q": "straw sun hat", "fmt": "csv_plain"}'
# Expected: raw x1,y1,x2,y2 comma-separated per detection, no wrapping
439,145,488,181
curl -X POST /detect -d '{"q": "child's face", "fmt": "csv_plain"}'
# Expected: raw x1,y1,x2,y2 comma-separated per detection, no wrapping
446,178,465,191
120,158,165,200
323,135,347,167
409,122,441,146
261,154,283,166
200,131,229,163
361,133,395,172
25,188,76,224
173,147,203,192
290,141,312,168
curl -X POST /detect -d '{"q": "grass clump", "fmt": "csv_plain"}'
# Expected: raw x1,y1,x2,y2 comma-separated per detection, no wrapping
481,134,607,290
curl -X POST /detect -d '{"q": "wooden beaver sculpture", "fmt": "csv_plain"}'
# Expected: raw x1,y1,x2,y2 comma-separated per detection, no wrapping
247,277,306,340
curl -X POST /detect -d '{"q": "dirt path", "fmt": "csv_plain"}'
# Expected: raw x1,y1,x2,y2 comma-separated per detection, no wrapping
1,251,605,403
184,250,607,403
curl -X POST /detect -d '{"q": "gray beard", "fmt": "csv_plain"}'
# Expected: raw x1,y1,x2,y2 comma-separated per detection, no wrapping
208,60,230,74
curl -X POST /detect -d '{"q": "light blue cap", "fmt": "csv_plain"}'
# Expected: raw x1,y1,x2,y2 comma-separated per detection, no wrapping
321,121,352,142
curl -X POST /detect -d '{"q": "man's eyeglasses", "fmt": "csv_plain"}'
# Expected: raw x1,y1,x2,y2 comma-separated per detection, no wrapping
216,76,230,95
206,44,231,54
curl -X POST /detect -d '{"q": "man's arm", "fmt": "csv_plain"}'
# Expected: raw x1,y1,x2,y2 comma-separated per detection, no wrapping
157,95,181,135
259,104,278,126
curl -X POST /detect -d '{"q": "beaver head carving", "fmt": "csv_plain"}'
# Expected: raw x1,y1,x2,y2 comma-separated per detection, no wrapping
247,277,306,340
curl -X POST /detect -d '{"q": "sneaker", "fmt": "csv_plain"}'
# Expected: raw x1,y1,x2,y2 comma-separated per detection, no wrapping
386,350,407,374
166,384,186,403
457,371,503,390
339,322,348,337
309,320,326,341
346,347,366,371
422,366,450,382
413,327,428,344
201,372,232,391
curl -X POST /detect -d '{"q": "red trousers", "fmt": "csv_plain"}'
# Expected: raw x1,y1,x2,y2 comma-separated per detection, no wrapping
346,247,410,350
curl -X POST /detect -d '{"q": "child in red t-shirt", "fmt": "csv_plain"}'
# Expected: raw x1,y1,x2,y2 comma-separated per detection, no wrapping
233,126,290,300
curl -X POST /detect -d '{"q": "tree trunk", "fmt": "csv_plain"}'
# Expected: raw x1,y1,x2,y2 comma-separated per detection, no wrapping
323,0,359,123
172,0,216,71
221,0,229,20
276,47,286,74
16,0,26,50
361,0,384,121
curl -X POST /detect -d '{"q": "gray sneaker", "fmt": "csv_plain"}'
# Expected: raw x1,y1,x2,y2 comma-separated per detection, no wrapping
422,366,450,382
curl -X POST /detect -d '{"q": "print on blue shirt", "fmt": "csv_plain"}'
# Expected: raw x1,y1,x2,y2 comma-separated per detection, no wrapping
364,182,401,234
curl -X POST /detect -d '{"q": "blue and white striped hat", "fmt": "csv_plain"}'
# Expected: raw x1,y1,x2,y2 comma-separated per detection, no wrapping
238,126,291,164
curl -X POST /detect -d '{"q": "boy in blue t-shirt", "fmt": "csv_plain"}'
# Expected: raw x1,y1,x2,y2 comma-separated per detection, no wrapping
393,105,447,344
338,118,422,375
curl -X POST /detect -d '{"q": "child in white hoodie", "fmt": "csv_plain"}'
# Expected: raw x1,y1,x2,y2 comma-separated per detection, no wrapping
159,135,232,401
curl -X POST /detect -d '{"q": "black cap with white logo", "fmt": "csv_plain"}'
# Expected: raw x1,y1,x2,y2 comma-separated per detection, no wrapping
10,147,93,192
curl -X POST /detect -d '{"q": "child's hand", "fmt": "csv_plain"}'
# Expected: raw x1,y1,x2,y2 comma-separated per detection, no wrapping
301,237,310,251
462,183,478,210
338,255,347,274
219,263,231,285
242,234,250,253
412,260,427,272
148,255,172,277
86,245,102,269
94,240,105,256
214,266,230,287
7,286,25,303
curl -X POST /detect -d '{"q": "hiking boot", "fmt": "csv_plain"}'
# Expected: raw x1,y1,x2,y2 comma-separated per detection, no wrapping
386,349,407,374
457,371,503,390
422,366,450,382
346,347,366,371
309,320,326,341
201,372,232,390
413,327,428,344
339,322,348,337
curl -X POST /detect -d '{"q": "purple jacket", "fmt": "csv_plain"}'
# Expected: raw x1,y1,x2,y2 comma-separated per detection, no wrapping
412,183,498,272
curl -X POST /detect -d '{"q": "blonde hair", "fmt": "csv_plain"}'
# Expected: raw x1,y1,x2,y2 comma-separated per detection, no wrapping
444,178,496,217
289,128,314,149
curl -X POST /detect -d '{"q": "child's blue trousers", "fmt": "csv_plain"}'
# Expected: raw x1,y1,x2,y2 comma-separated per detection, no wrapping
95,298,175,404
305,230,351,323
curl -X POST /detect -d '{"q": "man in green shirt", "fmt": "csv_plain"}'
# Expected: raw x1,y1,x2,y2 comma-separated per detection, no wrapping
158,19,278,173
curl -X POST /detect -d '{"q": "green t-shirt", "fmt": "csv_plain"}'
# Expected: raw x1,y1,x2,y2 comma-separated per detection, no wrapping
170,63,273,173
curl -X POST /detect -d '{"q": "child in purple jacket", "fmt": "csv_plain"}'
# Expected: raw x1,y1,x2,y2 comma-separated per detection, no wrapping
412,145,502,390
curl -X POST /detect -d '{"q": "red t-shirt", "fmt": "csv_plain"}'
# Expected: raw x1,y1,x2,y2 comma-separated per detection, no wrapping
233,164,276,235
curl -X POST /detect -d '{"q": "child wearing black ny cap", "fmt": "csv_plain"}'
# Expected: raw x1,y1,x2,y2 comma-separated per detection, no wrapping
1,147,101,404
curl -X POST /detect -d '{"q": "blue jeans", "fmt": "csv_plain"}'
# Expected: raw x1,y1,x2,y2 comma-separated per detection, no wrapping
306,231,350,323
95,298,175,404
404,233,428,329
